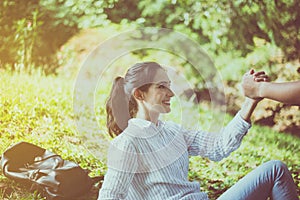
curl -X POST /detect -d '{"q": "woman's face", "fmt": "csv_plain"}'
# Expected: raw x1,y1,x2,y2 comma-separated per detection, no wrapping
139,68,174,114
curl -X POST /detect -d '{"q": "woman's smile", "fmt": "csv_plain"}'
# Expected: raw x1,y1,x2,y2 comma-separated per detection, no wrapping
162,99,171,106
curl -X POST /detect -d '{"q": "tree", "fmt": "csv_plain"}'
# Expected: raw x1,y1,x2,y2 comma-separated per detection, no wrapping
0,0,113,73
105,0,300,60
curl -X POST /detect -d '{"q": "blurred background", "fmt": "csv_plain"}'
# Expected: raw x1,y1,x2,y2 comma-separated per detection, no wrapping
1,0,299,135
0,0,299,199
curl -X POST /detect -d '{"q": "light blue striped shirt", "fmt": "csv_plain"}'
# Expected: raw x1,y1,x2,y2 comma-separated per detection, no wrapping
98,112,251,200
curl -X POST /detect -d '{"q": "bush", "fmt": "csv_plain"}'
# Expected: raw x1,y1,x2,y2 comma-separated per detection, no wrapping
0,0,112,73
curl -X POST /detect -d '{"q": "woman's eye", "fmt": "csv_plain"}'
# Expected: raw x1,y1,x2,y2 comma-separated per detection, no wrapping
158,85,165,89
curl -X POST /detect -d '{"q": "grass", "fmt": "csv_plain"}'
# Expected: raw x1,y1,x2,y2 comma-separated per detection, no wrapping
0,70,299,199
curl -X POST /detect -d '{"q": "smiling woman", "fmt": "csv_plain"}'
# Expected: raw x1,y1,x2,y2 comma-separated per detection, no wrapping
105,62,170,137
98,62,298,200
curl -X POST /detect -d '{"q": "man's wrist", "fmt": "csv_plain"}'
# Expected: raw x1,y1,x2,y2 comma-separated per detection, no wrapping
258,82,267,98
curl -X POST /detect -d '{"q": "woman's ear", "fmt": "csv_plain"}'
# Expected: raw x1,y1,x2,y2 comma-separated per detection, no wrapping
133,89,144,101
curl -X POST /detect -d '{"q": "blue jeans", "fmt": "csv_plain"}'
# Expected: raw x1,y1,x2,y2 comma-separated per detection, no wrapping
217,160,299,200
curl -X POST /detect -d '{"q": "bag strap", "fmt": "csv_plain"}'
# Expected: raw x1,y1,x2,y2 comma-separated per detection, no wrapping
31,154,61,164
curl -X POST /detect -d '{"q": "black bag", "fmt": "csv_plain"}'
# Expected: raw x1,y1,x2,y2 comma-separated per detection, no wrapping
0,141,96,200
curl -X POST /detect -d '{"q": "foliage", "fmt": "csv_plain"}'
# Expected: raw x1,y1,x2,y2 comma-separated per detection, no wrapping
227,0,300,60
107,0,300,60
0,70,299,199
2,0,300,72
2,0,299,78
0,0,113,73
0,0,41,69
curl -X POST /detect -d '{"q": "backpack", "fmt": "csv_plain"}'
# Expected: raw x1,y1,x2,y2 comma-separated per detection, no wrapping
0,141,100,200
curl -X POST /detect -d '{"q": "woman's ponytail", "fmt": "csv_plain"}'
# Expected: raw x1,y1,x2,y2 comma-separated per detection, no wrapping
106,76,131,137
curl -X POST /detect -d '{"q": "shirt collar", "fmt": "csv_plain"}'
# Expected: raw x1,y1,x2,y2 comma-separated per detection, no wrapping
125,118,164,138
128,118,160,129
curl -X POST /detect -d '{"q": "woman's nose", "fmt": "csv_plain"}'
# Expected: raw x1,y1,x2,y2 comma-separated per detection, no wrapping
167,87,175,97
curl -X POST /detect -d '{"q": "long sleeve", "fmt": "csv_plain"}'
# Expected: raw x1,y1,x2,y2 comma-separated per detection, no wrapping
98,168,135,200
98,135,138,200
183,112,251,161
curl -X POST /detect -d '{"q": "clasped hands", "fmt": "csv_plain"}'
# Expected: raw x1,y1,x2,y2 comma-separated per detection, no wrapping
242,69,269,101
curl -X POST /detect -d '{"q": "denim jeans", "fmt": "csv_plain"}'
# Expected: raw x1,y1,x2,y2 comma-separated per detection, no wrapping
217,160,299,200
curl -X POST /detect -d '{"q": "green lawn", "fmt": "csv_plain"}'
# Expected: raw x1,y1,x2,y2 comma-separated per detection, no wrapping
0,71,299,199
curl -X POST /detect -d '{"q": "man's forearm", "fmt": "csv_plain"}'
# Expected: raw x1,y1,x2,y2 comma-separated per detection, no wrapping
259,81,300,105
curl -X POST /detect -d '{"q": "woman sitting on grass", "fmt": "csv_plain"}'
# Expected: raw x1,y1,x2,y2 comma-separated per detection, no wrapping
98,62,298,200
